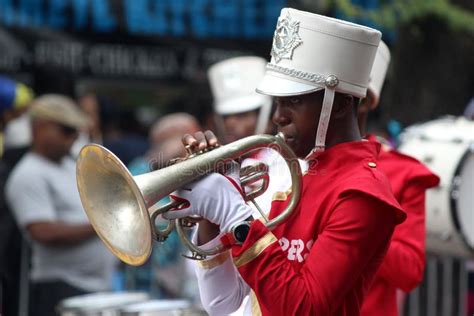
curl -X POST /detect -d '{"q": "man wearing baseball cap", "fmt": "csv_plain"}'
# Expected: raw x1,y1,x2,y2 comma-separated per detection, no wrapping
165,8,406,315
359,42,440,316
6,94,116,316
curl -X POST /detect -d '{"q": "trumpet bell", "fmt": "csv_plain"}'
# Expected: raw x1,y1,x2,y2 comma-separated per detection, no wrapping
76,144,153,266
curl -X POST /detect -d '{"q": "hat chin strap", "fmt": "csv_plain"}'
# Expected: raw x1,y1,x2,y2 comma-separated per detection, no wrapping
254,99,273,134
305,87,335,159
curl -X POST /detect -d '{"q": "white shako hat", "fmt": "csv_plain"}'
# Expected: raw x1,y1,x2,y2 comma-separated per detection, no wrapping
257,8,381,153
208,56,272,134
368,40,391,103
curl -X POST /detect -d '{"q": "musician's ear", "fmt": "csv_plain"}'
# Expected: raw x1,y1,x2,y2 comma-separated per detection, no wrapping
360,90,377,113
332,93,354,119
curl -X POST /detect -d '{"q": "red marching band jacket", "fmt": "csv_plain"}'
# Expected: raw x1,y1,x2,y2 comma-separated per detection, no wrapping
228,140,406,316
360,135,440,316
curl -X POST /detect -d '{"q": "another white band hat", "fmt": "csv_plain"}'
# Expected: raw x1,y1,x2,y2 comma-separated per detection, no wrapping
208,56,272,134
257,8,381,153
368,40,391,103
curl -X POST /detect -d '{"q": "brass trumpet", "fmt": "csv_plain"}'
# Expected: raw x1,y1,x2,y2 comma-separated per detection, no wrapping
76,133,302,266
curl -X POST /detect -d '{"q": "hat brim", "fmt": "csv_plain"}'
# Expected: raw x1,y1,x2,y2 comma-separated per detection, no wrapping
256,72,324,97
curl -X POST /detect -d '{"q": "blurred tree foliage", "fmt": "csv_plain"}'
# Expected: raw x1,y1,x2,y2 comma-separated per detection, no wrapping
327,0,474,34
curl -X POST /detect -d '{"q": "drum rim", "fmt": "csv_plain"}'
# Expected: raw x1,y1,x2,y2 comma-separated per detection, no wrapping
450,147,474,253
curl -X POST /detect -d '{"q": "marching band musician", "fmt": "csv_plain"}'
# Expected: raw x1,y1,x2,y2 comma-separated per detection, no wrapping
358,42,440,316
164,8,407,316
208,56,273,144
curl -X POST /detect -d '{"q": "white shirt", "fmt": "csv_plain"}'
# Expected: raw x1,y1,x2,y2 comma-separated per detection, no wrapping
6,152,116,291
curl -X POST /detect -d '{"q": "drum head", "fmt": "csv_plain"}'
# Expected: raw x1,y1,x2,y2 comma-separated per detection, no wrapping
456,150,474,250
58,292,149,312
400,117,474,258
402,116,474,143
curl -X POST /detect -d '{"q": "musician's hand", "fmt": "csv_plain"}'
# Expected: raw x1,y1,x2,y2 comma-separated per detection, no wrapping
162,164,253,233
182,130,219,154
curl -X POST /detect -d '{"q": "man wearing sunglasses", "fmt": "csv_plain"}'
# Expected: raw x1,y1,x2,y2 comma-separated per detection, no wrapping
6,94,116,316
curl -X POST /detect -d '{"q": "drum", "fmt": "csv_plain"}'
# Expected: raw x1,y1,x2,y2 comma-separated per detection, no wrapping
399,116,474,258
57,292,150,316
119,300,207,316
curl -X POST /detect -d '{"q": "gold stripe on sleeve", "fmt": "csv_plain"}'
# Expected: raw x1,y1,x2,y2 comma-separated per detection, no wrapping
196,250,230,270
251,290,262,316
233,232,277,268
272,188,292,201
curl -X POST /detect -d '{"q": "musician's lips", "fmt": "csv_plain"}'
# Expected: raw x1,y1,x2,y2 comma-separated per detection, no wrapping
278,130,291,141
284,135,296,145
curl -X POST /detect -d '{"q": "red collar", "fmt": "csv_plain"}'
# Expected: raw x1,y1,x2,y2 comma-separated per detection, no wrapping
365,134,393,152
306,140,381,172
365,134,378,143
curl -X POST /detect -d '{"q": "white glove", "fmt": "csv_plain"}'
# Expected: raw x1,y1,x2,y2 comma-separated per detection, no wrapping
163,163,254,233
